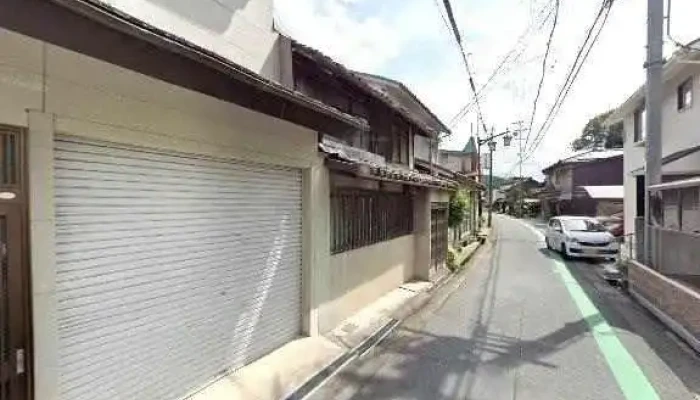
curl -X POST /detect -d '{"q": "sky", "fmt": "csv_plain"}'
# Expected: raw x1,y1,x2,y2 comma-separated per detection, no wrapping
274,0,700,179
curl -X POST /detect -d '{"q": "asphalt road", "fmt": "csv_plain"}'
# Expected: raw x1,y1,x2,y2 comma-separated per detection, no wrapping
308,215,700,400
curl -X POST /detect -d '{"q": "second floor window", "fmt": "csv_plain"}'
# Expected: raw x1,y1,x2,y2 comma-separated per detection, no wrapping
677,77,693,111
633,105,646,143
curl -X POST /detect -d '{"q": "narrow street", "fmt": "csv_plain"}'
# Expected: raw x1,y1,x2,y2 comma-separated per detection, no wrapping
309,215,700,400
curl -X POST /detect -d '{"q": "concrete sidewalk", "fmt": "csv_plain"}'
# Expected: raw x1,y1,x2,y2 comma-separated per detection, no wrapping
192,239,486,400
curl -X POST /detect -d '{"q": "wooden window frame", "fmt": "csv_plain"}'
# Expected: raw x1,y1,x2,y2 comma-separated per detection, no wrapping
330,189,414,254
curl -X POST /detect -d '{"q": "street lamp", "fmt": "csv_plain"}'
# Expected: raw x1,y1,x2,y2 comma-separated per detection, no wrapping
503,131,512,147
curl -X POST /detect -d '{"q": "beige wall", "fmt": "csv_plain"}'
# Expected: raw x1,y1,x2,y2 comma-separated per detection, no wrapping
430,188,451,203
319,235,415,333
96,0,282,81
0,27,323,400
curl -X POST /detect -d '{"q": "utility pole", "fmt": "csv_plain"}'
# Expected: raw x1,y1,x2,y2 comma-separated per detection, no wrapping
512,120,526,218
476,126,517,227
476,123,483,229
644,0,663,265
488,128,495,227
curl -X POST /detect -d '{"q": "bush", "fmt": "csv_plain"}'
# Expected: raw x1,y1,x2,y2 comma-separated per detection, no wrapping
446,247,458,272
448,189,470,228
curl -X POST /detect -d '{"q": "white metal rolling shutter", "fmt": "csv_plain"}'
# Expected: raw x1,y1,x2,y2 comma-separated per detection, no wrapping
54,135,302,400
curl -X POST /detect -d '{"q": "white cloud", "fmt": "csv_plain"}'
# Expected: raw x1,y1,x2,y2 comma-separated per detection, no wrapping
274,0,406,72
275,0,700,179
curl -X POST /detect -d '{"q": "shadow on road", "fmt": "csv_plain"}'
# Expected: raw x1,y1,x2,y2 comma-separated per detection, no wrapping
330,237,606,400
538,244,700,397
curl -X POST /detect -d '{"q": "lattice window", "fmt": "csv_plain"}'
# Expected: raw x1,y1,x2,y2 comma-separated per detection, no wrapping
330,190,413,254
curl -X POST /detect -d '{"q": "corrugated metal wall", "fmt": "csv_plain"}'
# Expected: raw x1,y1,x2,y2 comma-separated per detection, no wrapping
54,135,302,400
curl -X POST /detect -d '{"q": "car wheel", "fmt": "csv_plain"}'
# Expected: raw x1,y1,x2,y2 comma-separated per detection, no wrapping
560,244,571,260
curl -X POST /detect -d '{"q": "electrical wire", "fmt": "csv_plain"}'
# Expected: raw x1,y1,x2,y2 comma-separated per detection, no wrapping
439,0,489,135
523,0,614,161
448,0,558,129
505,0,615,177
525,0,560,147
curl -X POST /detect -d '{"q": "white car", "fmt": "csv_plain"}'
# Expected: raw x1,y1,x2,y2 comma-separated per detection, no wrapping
545,216,619,260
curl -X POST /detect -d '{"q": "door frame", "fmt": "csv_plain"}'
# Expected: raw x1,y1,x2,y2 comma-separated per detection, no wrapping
0,124,32,400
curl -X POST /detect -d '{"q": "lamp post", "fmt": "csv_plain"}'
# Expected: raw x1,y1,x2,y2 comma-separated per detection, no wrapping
478,128,514,227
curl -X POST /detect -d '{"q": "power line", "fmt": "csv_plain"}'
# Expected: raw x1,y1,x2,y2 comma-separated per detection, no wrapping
523,0,614,161
505,0,615,177
525,0,560,147
440,0,489,135
432,0,453,37
448,0,558,129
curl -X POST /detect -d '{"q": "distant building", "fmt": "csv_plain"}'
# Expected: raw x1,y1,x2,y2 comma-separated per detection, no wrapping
437,137,480,178
539,150,623,217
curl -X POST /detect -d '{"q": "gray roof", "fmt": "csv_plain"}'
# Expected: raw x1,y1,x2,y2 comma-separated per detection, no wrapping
292,41,441,138
355,73,450,134
542,149,623,172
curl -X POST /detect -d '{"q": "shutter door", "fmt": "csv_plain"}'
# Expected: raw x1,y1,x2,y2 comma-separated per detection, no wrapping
54,135,302,400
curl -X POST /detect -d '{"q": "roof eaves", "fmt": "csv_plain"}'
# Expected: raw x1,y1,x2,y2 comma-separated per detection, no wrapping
292,41,439,138
356,72,451,134
607,45,700,122
57,0,369,132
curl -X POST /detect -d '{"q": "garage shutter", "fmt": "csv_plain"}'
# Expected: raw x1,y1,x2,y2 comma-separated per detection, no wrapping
53,135,302,400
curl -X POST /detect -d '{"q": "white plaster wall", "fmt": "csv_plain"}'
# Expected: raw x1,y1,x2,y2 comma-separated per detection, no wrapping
661,71,700,155
623,112,645,235
97,0,282,81
320,235,415,333
621,68,700,234
0,27,321,400
443,154,463,172
430,189,451,203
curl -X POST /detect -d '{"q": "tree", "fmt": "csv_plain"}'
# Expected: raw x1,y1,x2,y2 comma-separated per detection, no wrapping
571,110,623,151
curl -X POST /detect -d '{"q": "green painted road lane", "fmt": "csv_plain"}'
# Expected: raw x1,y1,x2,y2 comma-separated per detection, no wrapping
522,221,660,400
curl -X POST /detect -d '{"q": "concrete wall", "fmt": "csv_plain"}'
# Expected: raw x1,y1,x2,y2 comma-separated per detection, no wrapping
319,235,416,333
96,0,282,81
0,27,323,399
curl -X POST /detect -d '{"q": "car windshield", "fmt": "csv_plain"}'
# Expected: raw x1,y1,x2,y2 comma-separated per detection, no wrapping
562,219,607,232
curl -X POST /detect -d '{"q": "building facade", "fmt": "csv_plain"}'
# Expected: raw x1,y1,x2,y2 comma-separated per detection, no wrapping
0,2,463,399
539,150,623,218
610,48,700,235
0,1,361,399
290,41,458,330
608,44,700,353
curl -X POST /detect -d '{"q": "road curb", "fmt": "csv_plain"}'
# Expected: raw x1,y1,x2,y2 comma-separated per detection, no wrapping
287,229,494,399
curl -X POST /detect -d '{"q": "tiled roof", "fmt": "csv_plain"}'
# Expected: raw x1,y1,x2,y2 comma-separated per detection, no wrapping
355,72,450,134
292,41,439,138
543,149,622,172
319,136,456,189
